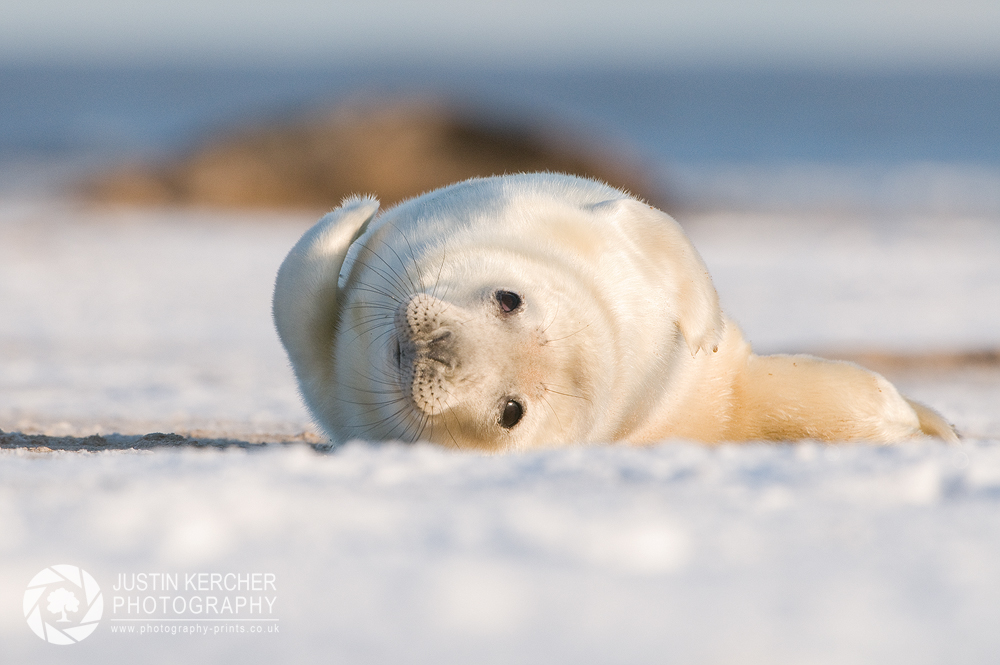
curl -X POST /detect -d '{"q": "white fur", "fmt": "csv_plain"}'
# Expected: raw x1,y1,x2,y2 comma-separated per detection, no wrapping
274,173,957,449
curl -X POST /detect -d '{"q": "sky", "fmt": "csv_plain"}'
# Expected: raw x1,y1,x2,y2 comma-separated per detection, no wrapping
2,0,1000,70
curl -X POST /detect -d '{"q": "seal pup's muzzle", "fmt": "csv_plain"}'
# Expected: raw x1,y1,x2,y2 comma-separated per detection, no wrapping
395,293,464,416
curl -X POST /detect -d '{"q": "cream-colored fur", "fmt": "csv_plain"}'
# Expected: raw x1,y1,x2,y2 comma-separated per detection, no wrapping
273,173,958,449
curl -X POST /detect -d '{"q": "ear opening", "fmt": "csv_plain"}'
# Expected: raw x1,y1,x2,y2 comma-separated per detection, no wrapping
273,196,380,385
592,198,723,356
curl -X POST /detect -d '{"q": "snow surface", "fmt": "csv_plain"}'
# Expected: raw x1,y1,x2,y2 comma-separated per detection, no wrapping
3,440,1000,664
2,198,999,663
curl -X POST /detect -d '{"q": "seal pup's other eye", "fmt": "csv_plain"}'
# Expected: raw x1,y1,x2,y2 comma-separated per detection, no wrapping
496,290,522,313
500,399,524,429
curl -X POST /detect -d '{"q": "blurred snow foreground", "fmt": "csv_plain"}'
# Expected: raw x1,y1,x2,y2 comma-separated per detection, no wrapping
2,199,1000,663
3,440,1000,664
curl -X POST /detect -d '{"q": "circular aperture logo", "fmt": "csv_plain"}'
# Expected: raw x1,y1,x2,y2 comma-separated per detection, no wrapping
24,565,103,644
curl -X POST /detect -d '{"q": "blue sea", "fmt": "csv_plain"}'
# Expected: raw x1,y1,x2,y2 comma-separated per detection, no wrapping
1,65,998,211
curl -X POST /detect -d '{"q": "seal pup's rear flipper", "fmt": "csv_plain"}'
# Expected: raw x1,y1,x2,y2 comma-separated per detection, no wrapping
905,398,960,443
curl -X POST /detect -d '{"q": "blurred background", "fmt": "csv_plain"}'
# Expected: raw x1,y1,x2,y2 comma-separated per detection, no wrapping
2,0,999,212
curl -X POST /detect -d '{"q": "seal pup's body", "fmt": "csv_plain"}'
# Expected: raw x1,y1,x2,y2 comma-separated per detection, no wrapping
274,173,957,450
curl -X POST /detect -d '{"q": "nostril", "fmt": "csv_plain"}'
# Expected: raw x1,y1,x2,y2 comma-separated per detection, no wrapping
430,330,452,345
425,329,456,369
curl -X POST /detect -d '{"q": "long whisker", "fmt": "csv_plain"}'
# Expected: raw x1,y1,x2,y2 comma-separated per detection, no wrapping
360,402,412,437
358,241,414,298
347,282,405,305
381,223,423,296
346,365,400,392
360,326,397,357
412,413,432,444
395,411,426,444
542,383,592,403
342,312,393,336
356,264,408,301
538,391,562,429
540,301,561,336
342,298,399,313
437,402,459,448
333,395,406,413
430,242,448,301
545,323,591,344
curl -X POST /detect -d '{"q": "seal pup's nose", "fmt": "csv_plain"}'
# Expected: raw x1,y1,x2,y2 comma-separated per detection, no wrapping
392,293,465,415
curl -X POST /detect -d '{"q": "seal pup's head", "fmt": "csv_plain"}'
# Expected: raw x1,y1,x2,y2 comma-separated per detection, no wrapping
274,173,722,450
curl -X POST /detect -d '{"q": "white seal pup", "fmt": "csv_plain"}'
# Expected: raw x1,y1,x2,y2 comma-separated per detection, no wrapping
274,173,957,450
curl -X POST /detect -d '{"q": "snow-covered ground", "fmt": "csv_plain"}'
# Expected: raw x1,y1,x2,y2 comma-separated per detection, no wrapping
2,198,999,663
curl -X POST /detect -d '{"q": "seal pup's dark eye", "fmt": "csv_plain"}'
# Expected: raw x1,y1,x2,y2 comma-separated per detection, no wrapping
496,290,522,313
500,399,524,429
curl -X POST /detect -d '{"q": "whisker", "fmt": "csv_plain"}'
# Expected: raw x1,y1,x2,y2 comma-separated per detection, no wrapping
348,281,405,305
362,403,413,437
538,391,562,429
540,301,561,336
342,299,399,313
395,412,425,444
358,324,397,355
545,323,591,344
430,242,448,301
363,245,414,303
412,413,432,444
346,364,401,392
381,222,423,296
334,398,408,418
542,383,592,403
437,401,459,448
342,312,393,334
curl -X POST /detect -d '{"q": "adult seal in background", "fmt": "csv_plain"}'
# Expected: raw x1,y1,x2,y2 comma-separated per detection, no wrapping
274,173,957,450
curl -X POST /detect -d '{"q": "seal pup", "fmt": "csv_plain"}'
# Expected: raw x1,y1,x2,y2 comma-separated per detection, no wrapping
273,173,957,449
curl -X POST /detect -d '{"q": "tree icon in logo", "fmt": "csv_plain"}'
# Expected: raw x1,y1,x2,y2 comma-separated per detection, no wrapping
24,565,103,645
47,587,80,623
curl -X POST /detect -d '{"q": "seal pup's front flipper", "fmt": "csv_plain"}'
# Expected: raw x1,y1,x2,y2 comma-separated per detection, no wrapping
273,196,379,402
